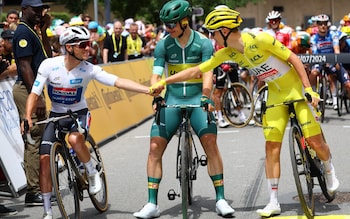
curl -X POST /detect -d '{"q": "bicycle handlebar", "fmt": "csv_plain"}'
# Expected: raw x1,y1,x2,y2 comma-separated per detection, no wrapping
24,110,85,145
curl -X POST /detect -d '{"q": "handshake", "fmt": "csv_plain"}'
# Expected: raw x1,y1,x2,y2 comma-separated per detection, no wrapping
149,79,166,96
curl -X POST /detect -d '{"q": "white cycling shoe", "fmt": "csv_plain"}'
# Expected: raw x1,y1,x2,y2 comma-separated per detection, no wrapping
325,166,340,193
42,211,53,219
218,119,230,128
133,203,160,218
216,199,235,216
88,171,102,195
256,202,281,217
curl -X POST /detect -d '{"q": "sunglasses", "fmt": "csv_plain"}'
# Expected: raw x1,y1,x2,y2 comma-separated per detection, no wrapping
69,40,91,49
269,18,281,24
164,22,177,29
317,21,328,26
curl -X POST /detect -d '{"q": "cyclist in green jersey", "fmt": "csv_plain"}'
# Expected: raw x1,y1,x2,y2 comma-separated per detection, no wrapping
151,6,339,217
134,1,235,218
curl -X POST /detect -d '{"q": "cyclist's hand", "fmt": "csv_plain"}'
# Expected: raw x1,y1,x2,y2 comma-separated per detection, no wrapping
305,87,320,108
200,95,215,112
149,79,166,96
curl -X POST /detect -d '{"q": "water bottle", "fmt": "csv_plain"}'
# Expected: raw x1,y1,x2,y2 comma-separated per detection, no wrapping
69,148,85,174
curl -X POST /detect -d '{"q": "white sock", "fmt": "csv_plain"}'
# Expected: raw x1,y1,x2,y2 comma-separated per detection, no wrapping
267,178,279,205
84,159,97,175
323,158,333,173
42,192,52,214
332,94,337,105
216,110,224,120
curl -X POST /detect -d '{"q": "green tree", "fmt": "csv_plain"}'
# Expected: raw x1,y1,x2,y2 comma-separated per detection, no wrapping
57,0,92,15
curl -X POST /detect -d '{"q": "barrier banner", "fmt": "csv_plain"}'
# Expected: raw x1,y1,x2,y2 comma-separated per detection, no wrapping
0,78,26,196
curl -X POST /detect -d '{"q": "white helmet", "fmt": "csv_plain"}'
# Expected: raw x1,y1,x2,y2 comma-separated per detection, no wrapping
267,10,281,20
59,26,90,45
315,14,329,22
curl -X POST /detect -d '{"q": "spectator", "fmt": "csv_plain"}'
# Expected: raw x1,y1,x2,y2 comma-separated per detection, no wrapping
69,16,84,27
0,30,17,80
87,21,102,64
126,23,147,60
122,18,133,37
82,14,92,29
103,20,127,63
12,0,52,206
3,9,19,30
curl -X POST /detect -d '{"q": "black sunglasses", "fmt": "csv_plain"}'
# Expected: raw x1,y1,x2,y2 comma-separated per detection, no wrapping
316,21,328,26
69,40,91,49
164,22,177,29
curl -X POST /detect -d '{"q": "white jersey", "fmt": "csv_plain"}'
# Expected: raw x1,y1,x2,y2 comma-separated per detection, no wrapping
32,56,118,113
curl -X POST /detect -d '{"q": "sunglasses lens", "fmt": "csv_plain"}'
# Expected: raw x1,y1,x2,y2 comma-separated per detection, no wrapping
165,23,176,29
78,41,91,48
317,21,327,26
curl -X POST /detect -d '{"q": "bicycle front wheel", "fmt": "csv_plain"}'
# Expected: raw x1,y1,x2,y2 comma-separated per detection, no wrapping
86,135,109,212
222,82,254,128
289,126,314,219
180,131,191,219
50,142,80,219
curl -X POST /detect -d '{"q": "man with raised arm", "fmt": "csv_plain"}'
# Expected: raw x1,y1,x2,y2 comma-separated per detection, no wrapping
23,26,160,219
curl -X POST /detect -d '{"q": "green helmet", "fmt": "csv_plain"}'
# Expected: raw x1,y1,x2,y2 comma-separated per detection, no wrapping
159,0,192,23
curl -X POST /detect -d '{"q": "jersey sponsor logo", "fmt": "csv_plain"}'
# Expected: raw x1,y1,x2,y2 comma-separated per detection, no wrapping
19,39,27,48
70,78,83,84
48,85,83,105
249,44,258,52
250,54,263,62
33,80,40,87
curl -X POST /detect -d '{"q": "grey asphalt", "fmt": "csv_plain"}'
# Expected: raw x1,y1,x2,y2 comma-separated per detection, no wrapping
2,104,350,219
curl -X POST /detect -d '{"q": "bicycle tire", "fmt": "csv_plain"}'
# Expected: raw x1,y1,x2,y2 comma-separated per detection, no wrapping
319,76,327,123
336,82,342,117
289,126,315,219
180,131,191,219
222,82,254,128
86,135,109,212
253,85,267,127
50,142,80,219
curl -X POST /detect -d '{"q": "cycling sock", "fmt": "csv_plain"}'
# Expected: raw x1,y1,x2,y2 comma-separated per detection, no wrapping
323,158,333,173
267,178,279,205
148,177,161,204
210,174,225,201
216,110,223,120
42,192,52,213
332,94,337,104
84,159,97,175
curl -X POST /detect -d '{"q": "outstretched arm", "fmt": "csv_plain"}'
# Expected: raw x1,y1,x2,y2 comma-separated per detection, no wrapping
114,77,162,96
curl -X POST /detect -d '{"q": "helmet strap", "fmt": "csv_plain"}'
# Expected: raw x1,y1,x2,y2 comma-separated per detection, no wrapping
219,29,232,47
66,46,84,62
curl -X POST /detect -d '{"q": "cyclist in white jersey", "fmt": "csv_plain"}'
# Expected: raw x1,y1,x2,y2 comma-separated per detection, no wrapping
23,26,160,219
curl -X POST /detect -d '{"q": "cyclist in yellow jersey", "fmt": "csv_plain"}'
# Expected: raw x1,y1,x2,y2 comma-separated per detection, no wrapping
151,6,339,217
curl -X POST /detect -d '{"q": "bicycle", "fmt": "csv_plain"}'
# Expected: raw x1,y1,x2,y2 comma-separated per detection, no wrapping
252,84,268,126
336,80,350,117
264,94,335,219
155,103,208,219
217,64,254,128
24,110,108,219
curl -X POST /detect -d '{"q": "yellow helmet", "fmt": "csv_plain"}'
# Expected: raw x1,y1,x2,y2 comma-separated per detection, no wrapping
204,8,243,31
